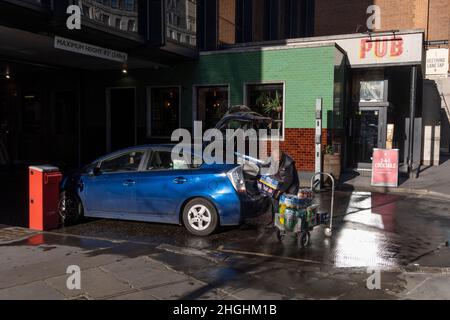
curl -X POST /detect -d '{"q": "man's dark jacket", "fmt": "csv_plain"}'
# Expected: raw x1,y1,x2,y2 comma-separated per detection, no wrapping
273,153,300,195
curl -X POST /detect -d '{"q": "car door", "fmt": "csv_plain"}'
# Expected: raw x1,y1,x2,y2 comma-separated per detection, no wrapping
83,150,146,214
132,148,196,223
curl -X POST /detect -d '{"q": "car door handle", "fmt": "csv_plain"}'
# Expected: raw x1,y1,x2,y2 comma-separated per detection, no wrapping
123,179,136,186
173,177,188,184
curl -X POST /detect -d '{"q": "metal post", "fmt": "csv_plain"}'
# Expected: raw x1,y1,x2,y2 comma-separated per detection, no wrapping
315,98,323,189
408,66,417,179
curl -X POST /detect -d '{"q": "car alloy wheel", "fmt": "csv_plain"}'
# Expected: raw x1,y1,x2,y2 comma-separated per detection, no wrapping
183,198,219,236
188,205,212,231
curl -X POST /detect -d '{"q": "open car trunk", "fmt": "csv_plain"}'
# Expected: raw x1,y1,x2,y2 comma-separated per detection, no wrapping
213,106,273,214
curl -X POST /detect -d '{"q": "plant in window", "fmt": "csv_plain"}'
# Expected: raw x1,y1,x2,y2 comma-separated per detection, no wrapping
255,91,282,117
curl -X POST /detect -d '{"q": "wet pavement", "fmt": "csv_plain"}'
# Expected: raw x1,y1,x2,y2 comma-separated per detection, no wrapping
52,191,450,269
0,190,450,300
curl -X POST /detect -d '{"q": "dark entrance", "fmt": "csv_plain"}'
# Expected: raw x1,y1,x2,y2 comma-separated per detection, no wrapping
352,107,387,168
107,88,136,152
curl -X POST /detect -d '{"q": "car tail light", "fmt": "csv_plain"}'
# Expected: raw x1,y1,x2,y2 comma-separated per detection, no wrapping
227,166,246,193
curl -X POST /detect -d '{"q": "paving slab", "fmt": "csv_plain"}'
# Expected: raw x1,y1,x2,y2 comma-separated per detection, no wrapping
401,273,450,300
0,280,66,300
45,267,133,299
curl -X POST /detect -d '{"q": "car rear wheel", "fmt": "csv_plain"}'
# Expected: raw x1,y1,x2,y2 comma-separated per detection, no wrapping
182,198,219,236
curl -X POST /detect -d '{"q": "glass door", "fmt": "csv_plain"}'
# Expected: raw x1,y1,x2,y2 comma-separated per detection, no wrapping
352,107,386,168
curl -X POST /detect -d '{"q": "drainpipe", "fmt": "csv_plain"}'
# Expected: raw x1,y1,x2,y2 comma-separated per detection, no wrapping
408,66,418,179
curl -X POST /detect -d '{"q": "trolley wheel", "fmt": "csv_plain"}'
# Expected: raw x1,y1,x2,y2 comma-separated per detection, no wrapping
276,230,285,242
298,232,311,248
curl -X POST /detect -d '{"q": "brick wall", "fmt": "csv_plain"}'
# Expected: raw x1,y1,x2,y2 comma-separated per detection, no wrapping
259,129,329,171
280,128,329,171
314,0,449,42
219,0,236,45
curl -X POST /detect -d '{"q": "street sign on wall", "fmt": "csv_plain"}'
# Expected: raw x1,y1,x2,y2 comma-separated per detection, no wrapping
426,48,449,78
54,36,128,63
371,149,399,187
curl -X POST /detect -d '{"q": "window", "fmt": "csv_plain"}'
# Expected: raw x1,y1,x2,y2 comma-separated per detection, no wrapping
127,20,135,31
146,151,201,171
165,0,197,47
246,83,284,138
115,18,122,29
149,87,180,137
77,0,138,33
125,0,135,11
102,14,110,25
100,151,145,173
196,86,229,130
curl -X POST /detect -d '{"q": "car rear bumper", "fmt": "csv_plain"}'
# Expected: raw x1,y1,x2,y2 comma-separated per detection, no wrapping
239,193,271,221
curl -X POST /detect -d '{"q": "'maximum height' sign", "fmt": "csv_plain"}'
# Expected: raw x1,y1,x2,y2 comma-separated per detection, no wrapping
54,36,128,63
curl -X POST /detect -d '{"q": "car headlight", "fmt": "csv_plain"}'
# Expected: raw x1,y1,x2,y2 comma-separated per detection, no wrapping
227,166,246,193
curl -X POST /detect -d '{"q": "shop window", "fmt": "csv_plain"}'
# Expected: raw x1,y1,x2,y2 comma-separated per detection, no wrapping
352,69,387,103
148,87,180,138
246,83,284,138
359,80,386,102
196,86,229,130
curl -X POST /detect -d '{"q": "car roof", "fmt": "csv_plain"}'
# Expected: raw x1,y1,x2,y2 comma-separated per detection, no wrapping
91,144,201,163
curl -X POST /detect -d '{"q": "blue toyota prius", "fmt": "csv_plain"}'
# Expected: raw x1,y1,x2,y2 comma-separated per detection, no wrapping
59,144,270,236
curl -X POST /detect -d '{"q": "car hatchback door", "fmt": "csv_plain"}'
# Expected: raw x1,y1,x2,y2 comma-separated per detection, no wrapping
83,150,146,214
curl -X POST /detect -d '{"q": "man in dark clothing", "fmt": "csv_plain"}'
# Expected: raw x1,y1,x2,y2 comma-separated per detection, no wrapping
264,149,300,227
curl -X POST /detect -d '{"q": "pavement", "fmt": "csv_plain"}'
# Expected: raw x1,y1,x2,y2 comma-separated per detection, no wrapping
0,190,450,300
335,155,450,201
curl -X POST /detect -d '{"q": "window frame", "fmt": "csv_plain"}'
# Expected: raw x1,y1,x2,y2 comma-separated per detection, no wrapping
97,149,149,175
243,81,286,141
146,85,182,139
143,148,202,172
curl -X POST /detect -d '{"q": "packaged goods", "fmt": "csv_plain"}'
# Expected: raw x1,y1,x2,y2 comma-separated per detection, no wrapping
257,176,280,197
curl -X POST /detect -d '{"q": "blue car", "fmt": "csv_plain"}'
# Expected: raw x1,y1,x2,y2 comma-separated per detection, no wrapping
59,144,270,236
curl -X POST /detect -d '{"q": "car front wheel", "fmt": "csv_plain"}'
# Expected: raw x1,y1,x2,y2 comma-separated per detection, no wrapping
59,191,83,226
182,198,219,236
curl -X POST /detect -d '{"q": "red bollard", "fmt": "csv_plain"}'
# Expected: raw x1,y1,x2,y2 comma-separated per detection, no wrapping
29,165,62,231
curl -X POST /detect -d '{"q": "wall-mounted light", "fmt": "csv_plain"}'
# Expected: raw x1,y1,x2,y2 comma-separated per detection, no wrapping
121,64,128,75
5,66,11,79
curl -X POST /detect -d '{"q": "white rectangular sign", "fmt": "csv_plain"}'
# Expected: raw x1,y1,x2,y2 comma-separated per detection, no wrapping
54,36,128,63
335,33,423,67
426,48,449,77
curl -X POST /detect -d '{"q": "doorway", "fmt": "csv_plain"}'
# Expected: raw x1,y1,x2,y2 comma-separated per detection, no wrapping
352,107,387,168
106,87,136,153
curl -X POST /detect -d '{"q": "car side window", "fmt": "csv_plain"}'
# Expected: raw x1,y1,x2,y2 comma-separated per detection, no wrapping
147,151,200,171
100,151,145,173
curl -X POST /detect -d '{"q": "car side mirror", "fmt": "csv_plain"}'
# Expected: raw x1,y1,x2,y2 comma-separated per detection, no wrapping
88,167,102,177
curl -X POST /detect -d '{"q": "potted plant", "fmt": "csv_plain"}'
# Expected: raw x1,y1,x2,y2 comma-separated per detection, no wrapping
323,145,341,181
255,91,282,118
